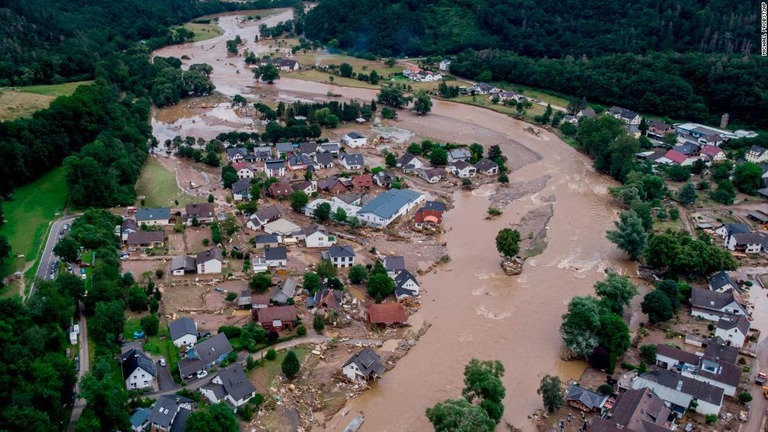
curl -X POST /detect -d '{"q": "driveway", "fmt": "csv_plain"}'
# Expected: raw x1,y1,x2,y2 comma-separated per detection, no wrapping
156,361,179,392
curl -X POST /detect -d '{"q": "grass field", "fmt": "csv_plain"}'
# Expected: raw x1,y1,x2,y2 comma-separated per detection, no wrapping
0,167,67,296
0,81,92,121
249,347,309,388
178,22,224,42
452,94,545,121
143,322,181,383
492,82,572,109
135,157,194,207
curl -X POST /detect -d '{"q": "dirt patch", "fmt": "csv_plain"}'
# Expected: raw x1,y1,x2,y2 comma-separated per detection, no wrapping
513,204,555,258
121,259,169,280
183,227,213,254
490,175,551,209
167,233,186,255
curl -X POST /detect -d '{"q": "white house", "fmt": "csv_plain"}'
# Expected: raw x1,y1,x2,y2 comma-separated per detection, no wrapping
655,344,740,397
170,255,196,276
136,208,171,226
394,270,420,299
121,349,157,390
264,246,288,268
607,106,642,125
196,248,223,274
302,225,336,248
232,162,254,179
340,153,365,170
231,179,251,202
450,161,476,178
169,317,198,348
418,168,444,183
264,159,286,177
323,245,356,267
342,348,385,383
716,223,750,240
200,364,257,408
715,314,750,348
745,146,768,163
725,232,765,254
447,148,472,163
689,288,748,321
304,198,361,219
631,369,723,416
397,153,424,171
357,189,425,228
438,59,451,72
342,132,366,148
263,218,302,237
708,271,740,293
474,158,499,175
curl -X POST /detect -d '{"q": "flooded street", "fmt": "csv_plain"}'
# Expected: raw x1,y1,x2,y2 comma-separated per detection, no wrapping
149,12,635,431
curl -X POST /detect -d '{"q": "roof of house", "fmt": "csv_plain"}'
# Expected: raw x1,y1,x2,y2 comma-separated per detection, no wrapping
194,333,232,364
232,178,251,194
663,149,689,165
565,384,607,410
254,145,272,156
424,201,447,212
649,120,672,131
148,395,193,428
415,208,443,224
398,152,420,167
654,344,700,366
185,203,215,218
170,255,196,272
716,314,751,335
298,142,317,154
291,181,313,192
708,271,738,291
451,160,473,170
327,245,356,258
608,388,672,432
169,407,191,432
232,161,248,171
700,145,724,157
749,145,768,155
288,153,313,167
690,287,744,311
318,176,347,191
352,174,374,187
263,218,301,235
474,158,498,171
122,218,139,232
672,142,699,156
271,279,297,304
579,108,596,118
169,317,197,341
129,408,152,429
704,340,739,365
315,152,334,165
126,231,164,246
341,153,364,166
373,171,395,184
268,182,293,197
216,363,256,401
383,256,405,273
697,359,742,388
357,189,424,219
336,193,362,205
256,305,298,323
732,231,766,245
320,142,341,152
721,223,751,235
265,159,286,169
264,246,288,261
421,167,444,179
136,207,170,222
276,142,294,153
254,205,281,223
121,348,157,379
749,210,768,223
608,106,640,120
394,270,419,297
346,131,364,139
637,368,724,405
196,248,222,263
343,348,386,378
448,148,472,159
254,234,280,244
367,303,407,324
226,147,248,158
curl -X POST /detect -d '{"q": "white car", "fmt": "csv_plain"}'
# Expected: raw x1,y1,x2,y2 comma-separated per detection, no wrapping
158,359,166,367
196,370,208,379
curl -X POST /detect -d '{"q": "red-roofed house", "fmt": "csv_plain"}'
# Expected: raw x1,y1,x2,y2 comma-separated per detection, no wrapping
700,145,727,162
415,208,443,227
661,149,693,166
352,174,374,189
367,303,407,326
232,162,254,179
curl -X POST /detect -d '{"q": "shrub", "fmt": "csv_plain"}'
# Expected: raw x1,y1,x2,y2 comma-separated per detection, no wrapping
225,292,237,302
639,344,657,365
738,392,753,404
487,207,502,216
218,325,242,339
313,314,325,332
597,384,615,396
296,325,307,336
267,330,279,343
265,349,277,361
705,414,717,424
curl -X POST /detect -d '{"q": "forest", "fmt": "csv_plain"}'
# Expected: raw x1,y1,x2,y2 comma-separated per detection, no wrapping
304,0,768,128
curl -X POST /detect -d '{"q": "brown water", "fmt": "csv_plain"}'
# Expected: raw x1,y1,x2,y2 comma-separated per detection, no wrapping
150,13,635,431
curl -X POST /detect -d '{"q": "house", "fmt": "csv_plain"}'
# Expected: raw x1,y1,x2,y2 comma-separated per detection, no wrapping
415,207,444,228
251,293,270,309
383,256,406,276
129,407,152,432
468,82,497,95
648,120,673,138
745,146,768,163
675,123,728,146
291,180,316,195
342,132,367,148
367,303,408,326
608,106,642,125
314,152,335,169
287,153,313,170
659,149,694,166
708,271,740,293
237,290,252,308
716,223,750,239
200,364,257,408
305,198,361,219
308,287,343,311
121,349,157,390
318,176,350,194
438,59,451,72
185,203,216,225
126,231,164,248
169,317,198,348
632,369,723,416
147,395,194,432
342,348,386,383
689,288,747,321
232,161,254,179
654,344,700,372
232,179,252,202
275,142,295,157
373,171,395,188
424,201,447,212
253,305,298,331
627,124,642,138
264,159,286,177
246,206,281,231
654,344,740,396
251,257,268,273
196,248,223,274
672,142,699,156
253,146,273,160
357,189,426,228
748,210,768,225
263,218,302,237
336,193,363,206
494,91,518,102
418,167,444,183
302,225,336,248
318,142,341,155
271,278,297,304
340,153,365,170
563,114,578,125
352,174,374,189
397,153,424,172
264,246,288,267
577,108,596,119
323,245,356,267
121,219,139,242
177,333,233,379
700,145,726,162
449,161,476,178
589,388,673,432
136,207,171,226
447,148,472,163
275,58,300,72
170,255,196,276
298,142,318,155
394,270,420,299
715,314,750,348
267,182,293,198
565,385,607,412
226,147,249,163
474,158,499,175
726,232,766,253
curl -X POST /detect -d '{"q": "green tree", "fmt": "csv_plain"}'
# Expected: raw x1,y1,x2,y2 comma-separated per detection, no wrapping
426,398,495,432
495,228,521,258
369,70,380,84
90,300,126,347
333,206,348,223
677,183,697,205
385,152,397,167
282,350,301,379
732,162,763,195
666,165,690,182
313,202,331,221
338,62,353,77
250,272,273,293
598,313,631,371
560,296,602,358
255,64,280,83
594,273,638,315
265,348,277,361
204,151,220,167
140,314,160,336
606,210,647,260
348,265,368,284
290,190,309,212
221,165,239,188
710,161,733,181
639,344,657,364
655,279,682,312
313,314,325,332
79,359,130,430
641,290,674,323
461,359,506,424
303,272,321,293
53,236,80,263
537,375,564,413
127,286,148,312
469,144,484,163
316,260,337,279
407,143,422,155
185,403,239,432
367,273,394,299
377,83,409,108
429,147,448,166
710,180,736,204
207,193,214,203
413,90,432,115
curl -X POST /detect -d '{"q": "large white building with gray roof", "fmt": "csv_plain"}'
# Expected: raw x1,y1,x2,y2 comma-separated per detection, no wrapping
357,189,425,228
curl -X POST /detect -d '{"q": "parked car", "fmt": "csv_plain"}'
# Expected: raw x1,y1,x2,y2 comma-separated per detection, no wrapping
196,370,208,379
158,358,166,367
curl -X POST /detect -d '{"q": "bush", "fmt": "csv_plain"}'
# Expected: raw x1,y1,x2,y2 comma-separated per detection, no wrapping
253,393,265,406
267,330,279,343
296,325,307,336
265,349,277,361
487,207,502,216
237,403,254,421
218,325,242,339
225,292,237,302
140,314,160,337
597,384,615,396
639,344,657,365
738,392,753,404
705,414,718,424
313,314,325,332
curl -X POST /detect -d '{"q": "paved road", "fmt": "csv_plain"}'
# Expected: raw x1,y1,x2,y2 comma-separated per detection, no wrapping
29,215,77,299
743,337,767,432
67,301,89,432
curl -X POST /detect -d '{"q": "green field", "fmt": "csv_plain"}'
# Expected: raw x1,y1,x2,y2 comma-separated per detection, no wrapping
178,21,224,42
0,81,92,121
16,81,93,97
249,347,309,388
135,157,194,207
493,82,572,109
143,322,181,383
0,167,68,297
452,94,545,121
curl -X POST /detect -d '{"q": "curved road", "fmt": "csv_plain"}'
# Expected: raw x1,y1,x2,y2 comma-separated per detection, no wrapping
29,214,77,299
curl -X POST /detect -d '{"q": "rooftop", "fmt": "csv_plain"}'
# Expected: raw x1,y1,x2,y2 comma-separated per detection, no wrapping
357,189,424,220
367,303,407,325
169,317,197,341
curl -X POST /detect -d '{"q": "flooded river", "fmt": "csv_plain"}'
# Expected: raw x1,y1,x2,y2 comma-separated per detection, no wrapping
150,11,635,432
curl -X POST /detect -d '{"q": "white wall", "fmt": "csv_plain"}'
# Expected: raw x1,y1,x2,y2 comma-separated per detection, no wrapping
126,368,153,390
173,334,198,348
197,259,222,274
715,328,746,348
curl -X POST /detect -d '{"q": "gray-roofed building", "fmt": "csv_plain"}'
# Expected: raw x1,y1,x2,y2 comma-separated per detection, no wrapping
715,223,750,239
287,153,313,170
323,245,356,267
704,340,739,365
121,218,139,241
394,270,420,299
424,201,447,212
653,343,741,396
726,231,766,253
746,146,768,163
247,205,282,231
253,234,281,248
447,148,472,163
129,408,151,432
275,142,295,157
632,368,723,416
185,203,216,224
608,106,642,125
319,142,341,154
169,407,192,432
342,348,386,382
342,131,366,148
196,248,223,274
357,189,425,227
748,210,768,225
253,146,273,160
178,333,233,379
226,147,249,162
298,142,318,155
372,171,395,188
169,317,198,347
565,384,607,412
314,152,335,168
232,178,252,201
253,305,298,331
120,349,157,390
340,153,365,170
397,152,424,171
264,246,288,267
264,159,286,177
271,278,297,304
474,158,499,175
126,231,164,247
654,344,700,371
577,108,596,119
200,363,257,407
170,255,196,276
148,395,195,431
715,314,751,348
672,142,699,156
136,207,171,226
690,288,747,321
590,388,672,432
708,271,740,293
383,256,405,275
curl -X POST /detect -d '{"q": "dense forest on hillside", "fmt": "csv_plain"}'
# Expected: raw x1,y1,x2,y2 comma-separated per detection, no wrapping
305,0,768,128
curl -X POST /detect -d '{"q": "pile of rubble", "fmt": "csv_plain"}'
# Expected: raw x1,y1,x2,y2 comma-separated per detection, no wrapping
501,256,526,275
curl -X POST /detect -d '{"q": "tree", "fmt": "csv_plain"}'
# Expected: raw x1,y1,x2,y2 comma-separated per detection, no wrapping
369,70,380,84
250,273,273,293
639,344,657,365
426,398,495,432
641,290,674,324
413,90,432,115
185,403,239,432
377,83,409,108
127,286,148,312
462,359,506,424
655,280,682,312
560,296,602,358
662,133,678,146
488,145,503,161
316,260,337,279
407,143,422,155
710,161,733,181
290,190,309,212
594,273,638,315
204,151,220,167
313,314,325,332
140,314,160,336
385,152,397,167
495,228,521,258
666,165,690,182
367,273,395,299
561,122,577,136
710,180,736,204
606,210,647,260
303,272,321,293
677,183,697,205
313,202,331,221
221,165,239,189
348,265,368,284
333,206,348,223
338,62,353,77
79,359,130,430
255,64,280,83
537,375,564,413
429,147,448,166
469,143,484,162
733,162,764,195
598,313,631,371
90,300,126,347
53,236,79,263
282,350,301,378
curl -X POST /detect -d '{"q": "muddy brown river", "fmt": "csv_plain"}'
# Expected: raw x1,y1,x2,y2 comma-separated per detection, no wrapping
151,11,635,431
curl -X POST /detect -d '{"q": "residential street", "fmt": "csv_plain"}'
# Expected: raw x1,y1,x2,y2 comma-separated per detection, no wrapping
67,301,89,432
29,215,77,299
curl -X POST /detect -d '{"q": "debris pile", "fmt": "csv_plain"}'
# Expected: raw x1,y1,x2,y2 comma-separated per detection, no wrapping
501,256,525,275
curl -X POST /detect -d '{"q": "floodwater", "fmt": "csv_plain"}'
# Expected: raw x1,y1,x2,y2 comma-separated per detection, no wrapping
149,11,636,432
